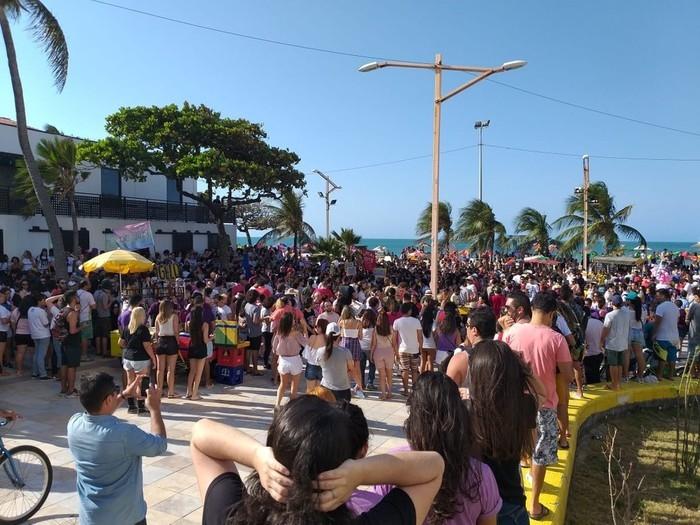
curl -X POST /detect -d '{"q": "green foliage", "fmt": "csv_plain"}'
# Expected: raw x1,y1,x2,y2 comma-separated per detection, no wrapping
259,190,315,254
312,236,344,260
513,207,554,255
332,228,362,250
415,201,453,251
14,136,88,214
3,0,69,90
553,181,646,255
455,199,507,253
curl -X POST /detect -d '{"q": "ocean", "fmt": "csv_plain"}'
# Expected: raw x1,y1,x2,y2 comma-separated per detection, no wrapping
241,236,698,256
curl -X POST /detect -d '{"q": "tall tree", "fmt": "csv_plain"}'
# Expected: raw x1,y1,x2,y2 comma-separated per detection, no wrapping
455,199,507,253
258,190,315,256
15,137,89,255
513,207,554,255
79,103,305,268
553,181,646,254
235,202,274,246
1,0,69,277
415,201,453,252
332,228,362,258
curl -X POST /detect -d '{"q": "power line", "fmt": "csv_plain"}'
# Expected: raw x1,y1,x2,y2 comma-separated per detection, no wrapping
325,145,476,173
486,143,700,162
324,143,700,174
88,0,700,138
87,0,396,61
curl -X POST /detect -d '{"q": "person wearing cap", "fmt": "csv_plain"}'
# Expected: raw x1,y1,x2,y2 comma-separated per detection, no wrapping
652,287,680,380
93,280,113,358
600,295,629,390
318,322,354,401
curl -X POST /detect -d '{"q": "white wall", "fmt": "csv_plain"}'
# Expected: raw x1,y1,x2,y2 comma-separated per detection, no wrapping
0,121,199,201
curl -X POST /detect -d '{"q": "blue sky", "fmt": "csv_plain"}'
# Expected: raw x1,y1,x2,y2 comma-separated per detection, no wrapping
1,0,698,241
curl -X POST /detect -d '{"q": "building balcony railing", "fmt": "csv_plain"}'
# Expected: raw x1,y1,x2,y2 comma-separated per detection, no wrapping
0,188,212,224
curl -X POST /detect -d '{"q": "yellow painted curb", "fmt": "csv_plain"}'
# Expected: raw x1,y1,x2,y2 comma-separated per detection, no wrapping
522,378,699,524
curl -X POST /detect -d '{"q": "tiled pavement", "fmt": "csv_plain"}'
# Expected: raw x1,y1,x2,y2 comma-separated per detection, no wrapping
0,358,410,524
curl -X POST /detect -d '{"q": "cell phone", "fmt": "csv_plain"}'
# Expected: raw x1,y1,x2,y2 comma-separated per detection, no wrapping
140,376,150,394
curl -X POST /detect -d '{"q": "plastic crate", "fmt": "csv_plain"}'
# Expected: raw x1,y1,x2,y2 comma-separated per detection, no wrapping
214,321,238,346
216,346,245,368
215,365,244,385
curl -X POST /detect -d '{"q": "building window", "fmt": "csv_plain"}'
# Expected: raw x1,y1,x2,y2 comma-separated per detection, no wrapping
101,167,121,196
166,177,181,203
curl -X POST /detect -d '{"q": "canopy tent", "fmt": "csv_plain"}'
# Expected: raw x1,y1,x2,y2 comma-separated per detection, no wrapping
523,255,559,265
633,245,649,251
80,249,155,290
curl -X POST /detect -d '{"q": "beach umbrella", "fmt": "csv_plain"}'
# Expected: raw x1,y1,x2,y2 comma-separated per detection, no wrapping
634,245,649,251
693,242,700,248
524,255,547,263
80,249,154,290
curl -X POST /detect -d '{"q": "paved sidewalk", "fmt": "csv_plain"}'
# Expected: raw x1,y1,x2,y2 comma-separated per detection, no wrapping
0,359,409,524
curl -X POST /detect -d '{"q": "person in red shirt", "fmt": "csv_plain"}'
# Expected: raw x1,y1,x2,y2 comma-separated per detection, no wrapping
489,286,506,319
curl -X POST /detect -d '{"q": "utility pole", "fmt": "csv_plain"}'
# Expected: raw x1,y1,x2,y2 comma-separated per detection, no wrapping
582,155,590,275
474,120,490,201
313,169,341,238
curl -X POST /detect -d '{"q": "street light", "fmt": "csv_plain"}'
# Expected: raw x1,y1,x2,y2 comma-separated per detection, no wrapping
580,155,591,274
474,120,490,200
313,169,341,238
359,55,526,294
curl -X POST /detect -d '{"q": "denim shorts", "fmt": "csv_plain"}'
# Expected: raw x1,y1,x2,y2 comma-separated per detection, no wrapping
629,327,645,346
656,340,678,362
305,363,322,381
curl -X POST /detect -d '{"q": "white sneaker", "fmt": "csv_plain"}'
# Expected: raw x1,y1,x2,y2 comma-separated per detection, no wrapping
354,389,366,399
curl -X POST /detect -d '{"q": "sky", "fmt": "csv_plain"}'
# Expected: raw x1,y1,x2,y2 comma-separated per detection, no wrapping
1,0,698,241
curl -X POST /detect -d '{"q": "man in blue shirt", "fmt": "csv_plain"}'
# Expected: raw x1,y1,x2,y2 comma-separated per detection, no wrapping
68,372,167,525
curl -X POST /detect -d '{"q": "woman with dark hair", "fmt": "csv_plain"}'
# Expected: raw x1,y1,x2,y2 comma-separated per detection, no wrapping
419,301,437,373
319,322,354,401
466,340,541,525
626,293,646,380
374,372,501,524
435,303,463,366
272,312,307,407
11,295,36,375
303,317,328,392
370,311,397,400
191,395,444,525
185,303,210,401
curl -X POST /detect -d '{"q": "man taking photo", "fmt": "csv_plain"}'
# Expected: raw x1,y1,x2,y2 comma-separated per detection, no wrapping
67,372,167,525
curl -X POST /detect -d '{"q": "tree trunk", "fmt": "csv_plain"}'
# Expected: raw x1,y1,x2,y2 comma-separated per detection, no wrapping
293,231,298,259
0,13,68,279
69,193,79,256
244,227,252,246
216,216,231,269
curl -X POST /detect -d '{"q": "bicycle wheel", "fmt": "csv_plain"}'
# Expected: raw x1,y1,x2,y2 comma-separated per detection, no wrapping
0,445,53,525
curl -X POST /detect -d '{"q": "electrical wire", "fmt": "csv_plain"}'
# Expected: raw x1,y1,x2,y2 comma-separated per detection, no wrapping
325,145,477,173
87,0,700,139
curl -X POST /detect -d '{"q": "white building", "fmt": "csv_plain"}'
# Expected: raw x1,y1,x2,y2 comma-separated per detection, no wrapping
0,118,233,257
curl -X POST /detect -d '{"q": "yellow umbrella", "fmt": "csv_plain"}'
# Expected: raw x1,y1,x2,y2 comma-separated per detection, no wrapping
80,250,155,291
81,249,154,274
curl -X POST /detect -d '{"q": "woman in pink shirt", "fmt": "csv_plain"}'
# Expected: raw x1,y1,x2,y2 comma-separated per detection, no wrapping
272,312,308,407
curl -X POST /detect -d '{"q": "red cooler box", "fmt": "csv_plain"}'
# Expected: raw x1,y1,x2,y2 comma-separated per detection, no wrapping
216,346,245,368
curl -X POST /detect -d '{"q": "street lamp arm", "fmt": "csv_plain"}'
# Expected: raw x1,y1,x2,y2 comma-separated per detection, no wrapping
439,69,497,103
359,60,493,73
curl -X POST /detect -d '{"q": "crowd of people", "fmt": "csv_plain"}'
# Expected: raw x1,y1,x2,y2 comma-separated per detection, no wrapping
1,242,699,524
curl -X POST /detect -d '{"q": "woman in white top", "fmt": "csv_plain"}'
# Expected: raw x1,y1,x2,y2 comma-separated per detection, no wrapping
359,309,377,390
338,306,365,399
155,299,180,398
303,318,328,392
419,301,438,374
21,250,33,272
28,296,51,379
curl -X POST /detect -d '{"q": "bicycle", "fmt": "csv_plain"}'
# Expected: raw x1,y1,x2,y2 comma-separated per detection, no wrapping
0,416,53,525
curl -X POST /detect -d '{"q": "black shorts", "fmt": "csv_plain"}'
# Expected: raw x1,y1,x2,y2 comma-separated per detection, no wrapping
15,334,33,346
331,388,351,402
247,336,261,351
62,343,81,368
0,331,7,343
156,336,178,356
94,317,112,338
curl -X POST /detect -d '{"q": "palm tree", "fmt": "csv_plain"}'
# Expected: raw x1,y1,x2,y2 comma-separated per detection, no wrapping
259,190,315,256
332,228,362,257
311,236,344,261
513,207,554,255
1,1,69,277
15,137,89,255
455,199,507,254
415,201,453,252
553,181,646,255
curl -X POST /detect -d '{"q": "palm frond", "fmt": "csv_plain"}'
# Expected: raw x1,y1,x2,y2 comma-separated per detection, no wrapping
24,0,69,90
